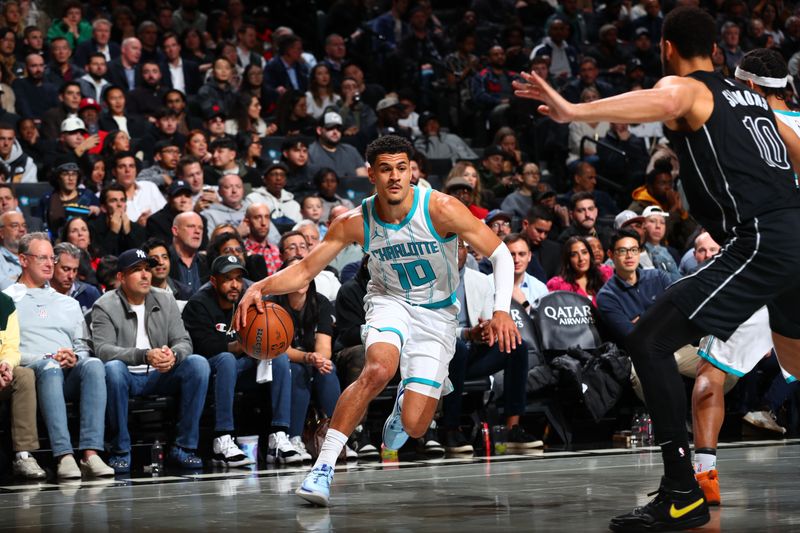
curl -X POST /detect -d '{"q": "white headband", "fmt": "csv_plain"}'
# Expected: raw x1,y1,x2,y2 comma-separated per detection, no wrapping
734,66,789,88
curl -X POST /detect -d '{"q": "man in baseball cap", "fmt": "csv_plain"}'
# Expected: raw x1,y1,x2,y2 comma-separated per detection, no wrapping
117,248,158,273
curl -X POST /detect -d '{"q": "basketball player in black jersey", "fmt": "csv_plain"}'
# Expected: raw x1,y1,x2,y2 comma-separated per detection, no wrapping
515,6,800,532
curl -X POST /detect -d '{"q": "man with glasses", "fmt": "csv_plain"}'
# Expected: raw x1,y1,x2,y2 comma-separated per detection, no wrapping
4,233,114,479
138,139,182,188
308,111,367,178
485,210,512,237
278,230,340,302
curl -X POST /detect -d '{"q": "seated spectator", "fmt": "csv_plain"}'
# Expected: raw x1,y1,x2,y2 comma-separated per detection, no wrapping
138,239,190,305
410,150,433,190
5,233,113,479
185,130,212,166
245,162,303,233
17,119,47,177
596,123,649,194
274,90,317,137
413,111,477,162
613,210,656,269
43,37,84,92
477,145,507,194
0,290,45,479
206,230,268,283
522,205,561,283
205,137,255,187
486,210,512,239
271,257,350,461
147,179,207,249
198,56,237,115
547,235,613,305
0,211,25,289
77,53,111,102
567,88,610,164
561,56,616,103
308,110,367,178
60,217,99,285
300,196,323,227
73,18,120,71
40,161,99,239
98,86,149,140
201,104,230,145
530,17,578,82
305,63,341,120
557,192,612,248
642,206,681,283
0,184,41,231
41,81,82,141
92,248,210,472
202,173,247,238
111,152,166,227
100,129,132,162
88,183,146,258
442,237,540,454
94,255,118,291
278,230,340,302
341,62,386,111
169,211,207,296
12,53,59,120
444,175,487,220
315,168,354,221
501,162,540,226
493,127,527,168
46,1,92,50
243,203,282,276
557,161,618,217
0,121,37,183
679,231,720,276
585,24,629,90
596,228,672,344
172,155,216,213
374,96,412,139
505,233,549,313
77,97,107,147
586,236,606,267
628,157,697,250
225,93,275,138
141,108,186,162
137,139,181,188
327,205,363,276
282,136,315,198
43,117,100,168
294,219,322,253
265,33,310,94
126,61,169,119
51,242,101,314
165,90,202,136
182,254,293,465
470,45,517,133
336,76,378,153
239,64,278,119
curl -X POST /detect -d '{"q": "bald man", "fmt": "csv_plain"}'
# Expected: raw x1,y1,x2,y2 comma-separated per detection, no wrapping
169,211,208,295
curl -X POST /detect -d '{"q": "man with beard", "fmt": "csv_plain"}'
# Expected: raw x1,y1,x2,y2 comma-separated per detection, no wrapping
41,82,82,140
13,53,59,120
628,158,697,250
127,61,170,119
308,111,367,178
556,192,611,248
142,238,192,302
181,254,256,467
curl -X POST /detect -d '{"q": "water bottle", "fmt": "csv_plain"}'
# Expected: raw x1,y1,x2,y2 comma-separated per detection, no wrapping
643,413,654,446
150,440,164,476
630,412,642,447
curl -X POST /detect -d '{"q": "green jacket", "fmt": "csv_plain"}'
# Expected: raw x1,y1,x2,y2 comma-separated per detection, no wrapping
47,20,92,50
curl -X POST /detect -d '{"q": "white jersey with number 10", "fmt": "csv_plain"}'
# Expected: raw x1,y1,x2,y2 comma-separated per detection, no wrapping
361,186,460,316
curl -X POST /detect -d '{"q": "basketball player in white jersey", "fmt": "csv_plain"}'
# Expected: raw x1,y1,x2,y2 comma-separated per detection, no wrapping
234,136,520,506
686,47,799,507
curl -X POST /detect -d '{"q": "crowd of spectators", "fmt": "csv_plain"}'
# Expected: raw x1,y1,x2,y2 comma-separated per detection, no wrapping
0,0,797,479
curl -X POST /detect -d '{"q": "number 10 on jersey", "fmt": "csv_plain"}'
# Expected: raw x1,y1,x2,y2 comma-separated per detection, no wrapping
391,259,436,290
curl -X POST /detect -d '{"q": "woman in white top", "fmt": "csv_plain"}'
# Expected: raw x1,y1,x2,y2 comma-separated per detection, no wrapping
224,93,277,138
567,87,609,163
305,64,341,119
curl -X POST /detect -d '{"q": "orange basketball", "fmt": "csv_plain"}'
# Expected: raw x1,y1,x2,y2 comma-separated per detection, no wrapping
238,303,294,360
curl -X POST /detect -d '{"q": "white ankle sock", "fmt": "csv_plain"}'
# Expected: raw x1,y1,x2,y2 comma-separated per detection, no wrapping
313,428,348,469
15,451,29,460
693,452,717,473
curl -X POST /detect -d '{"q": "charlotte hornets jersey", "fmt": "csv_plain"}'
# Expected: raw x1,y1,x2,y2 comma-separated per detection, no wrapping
361,186,460,314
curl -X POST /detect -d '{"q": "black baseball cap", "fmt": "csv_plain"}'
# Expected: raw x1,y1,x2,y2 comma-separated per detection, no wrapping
167,179,192,197
118,249,157,272
211,255,248,276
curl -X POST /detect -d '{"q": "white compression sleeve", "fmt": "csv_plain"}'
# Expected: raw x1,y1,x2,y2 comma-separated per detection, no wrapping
489,242,514,314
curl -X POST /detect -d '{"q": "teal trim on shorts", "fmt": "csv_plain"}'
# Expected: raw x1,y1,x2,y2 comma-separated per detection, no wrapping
414,292,457,309
422,188,455,243
372,186,418,230
697,348,745,377
403,377,442,389
787,375,797,384
774,109,800,117
361,198,371,253
369,325,405,346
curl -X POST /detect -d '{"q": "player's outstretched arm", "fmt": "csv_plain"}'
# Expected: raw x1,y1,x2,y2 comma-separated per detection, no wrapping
512,70,701,125
429,191,522,353
234,208,364,330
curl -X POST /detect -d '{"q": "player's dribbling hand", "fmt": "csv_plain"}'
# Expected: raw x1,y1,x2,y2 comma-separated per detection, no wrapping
234,285,268,331
485,311,522,354
512,70,576,124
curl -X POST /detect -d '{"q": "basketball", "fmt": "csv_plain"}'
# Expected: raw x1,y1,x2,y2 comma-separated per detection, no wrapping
238,302,294,360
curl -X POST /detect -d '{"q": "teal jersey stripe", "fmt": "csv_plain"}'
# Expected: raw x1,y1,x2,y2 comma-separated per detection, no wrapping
361,198,371,253
414,292,457,309
697,347,745,378
422,188,456,243
403,377,442,389
369,325,405,346
372,186,419,230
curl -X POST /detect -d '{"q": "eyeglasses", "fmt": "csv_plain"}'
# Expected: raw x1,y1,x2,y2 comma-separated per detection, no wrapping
221,246,244,254
490,221,511,230
23,253,56,264
613,246,640,257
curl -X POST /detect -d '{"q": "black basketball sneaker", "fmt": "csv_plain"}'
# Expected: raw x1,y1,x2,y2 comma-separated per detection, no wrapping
609,476,710,532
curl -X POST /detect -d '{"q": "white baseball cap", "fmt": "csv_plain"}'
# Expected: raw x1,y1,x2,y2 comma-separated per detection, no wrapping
60,116,87,133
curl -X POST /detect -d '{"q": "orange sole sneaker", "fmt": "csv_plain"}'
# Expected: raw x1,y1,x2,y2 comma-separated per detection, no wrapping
696,469,720,506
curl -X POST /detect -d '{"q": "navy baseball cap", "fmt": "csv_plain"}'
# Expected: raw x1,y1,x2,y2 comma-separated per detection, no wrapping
118,249,157,272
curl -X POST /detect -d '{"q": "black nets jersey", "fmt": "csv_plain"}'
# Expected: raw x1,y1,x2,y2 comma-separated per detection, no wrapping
664,70,800,240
